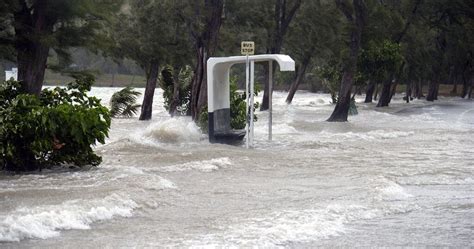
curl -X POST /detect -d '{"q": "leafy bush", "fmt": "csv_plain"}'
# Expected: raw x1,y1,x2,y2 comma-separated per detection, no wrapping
198,77,259,133
0,76,111,171
317,60,342,104
110,86,141,117
160,65,192,115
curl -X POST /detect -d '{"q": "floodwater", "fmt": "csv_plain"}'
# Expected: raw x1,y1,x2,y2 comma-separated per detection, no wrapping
1,88,473,248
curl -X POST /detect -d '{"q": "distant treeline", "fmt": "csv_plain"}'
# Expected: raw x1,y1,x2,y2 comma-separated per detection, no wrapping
0,0,472,121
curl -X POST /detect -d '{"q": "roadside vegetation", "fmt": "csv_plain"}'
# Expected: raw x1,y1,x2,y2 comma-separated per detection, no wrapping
0,0,472,170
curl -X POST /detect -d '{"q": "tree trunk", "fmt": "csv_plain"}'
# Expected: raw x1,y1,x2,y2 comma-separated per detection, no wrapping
374,83,379,101
451,78,458,95
286,56,310,104
364,80,375,103
426,80,440,101
468,79,473,99
191,46,206,119
449,66,457,95
405,81,412,103
190,0,224,120
14,0,54,95
17,44,49,95
390,81,398,100
463,75,473,99
328,0,366,122
169,65,181,116
261,0,302,110
139,62,160,120
415,80,424,98
377,79,392,107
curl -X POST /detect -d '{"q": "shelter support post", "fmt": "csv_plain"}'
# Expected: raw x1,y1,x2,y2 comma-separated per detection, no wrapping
250,61,255,146
268,60,273,141
245,55,250,148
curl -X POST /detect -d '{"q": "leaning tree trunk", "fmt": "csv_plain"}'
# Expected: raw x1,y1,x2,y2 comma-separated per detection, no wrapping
190,0,224,120
364,80,375,103
328,0,366,122
286,56,311,104
190,45,207,119
14,0,54,95
260,0,302,110
390,80,398,99
139,62,160,120
377,79,392,107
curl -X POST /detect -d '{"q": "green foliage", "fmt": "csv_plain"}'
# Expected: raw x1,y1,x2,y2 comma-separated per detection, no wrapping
110,87,141,118
0,77,111,171
113,0,192,72
317,60,343,104
348,98,358,116
160,65,192,115
198,77,260,133
358,40,404,83
230,79,260,130
0,0,123,69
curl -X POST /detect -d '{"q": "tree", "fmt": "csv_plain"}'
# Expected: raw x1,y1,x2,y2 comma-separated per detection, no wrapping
114,0,189,120
327,0,367,122
285,0,341,104
0,0,122,95
181,0,225,120
260,0,302,110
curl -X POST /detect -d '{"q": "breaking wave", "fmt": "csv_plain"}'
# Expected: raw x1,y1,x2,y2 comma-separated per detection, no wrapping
0,193,138,242
160,157,232,172
186,204,377,247
319,129,414,141
142,118,204,144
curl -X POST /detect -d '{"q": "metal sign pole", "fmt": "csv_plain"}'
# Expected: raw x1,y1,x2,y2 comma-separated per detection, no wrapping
250,60,255,147
268,60,273,141
245,54,250,149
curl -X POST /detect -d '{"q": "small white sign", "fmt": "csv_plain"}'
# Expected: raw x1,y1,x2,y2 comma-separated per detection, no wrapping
5,67,18,81
241,41,255,55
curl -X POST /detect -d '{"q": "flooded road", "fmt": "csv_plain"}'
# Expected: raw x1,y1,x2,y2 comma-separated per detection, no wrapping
1,88,473,248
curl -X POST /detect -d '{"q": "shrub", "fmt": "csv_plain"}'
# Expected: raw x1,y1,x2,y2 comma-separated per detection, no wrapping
317,60,343,104
110,86,141,117
0,76,111,171
198,77,259,133
160,65,192,115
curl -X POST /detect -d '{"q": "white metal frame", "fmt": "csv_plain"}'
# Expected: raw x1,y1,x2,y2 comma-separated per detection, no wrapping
207,54,295,148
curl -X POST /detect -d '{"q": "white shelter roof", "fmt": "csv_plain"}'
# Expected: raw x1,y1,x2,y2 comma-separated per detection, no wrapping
207,54,295,71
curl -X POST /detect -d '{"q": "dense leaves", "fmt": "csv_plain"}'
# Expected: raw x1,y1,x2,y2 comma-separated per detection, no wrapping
198,77,259,132
110,87,141,118
160,65,193,115
0,76,111,171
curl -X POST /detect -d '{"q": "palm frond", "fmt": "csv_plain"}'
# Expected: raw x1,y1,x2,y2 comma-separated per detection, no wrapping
110,87,141,118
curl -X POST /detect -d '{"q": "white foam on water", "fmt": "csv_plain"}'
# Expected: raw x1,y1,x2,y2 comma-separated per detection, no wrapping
372,177,413,200
160,157,232,173
0,193,138,242
141,118,204,144
186,204,377,248
319,129,414,141
100,165,178,190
